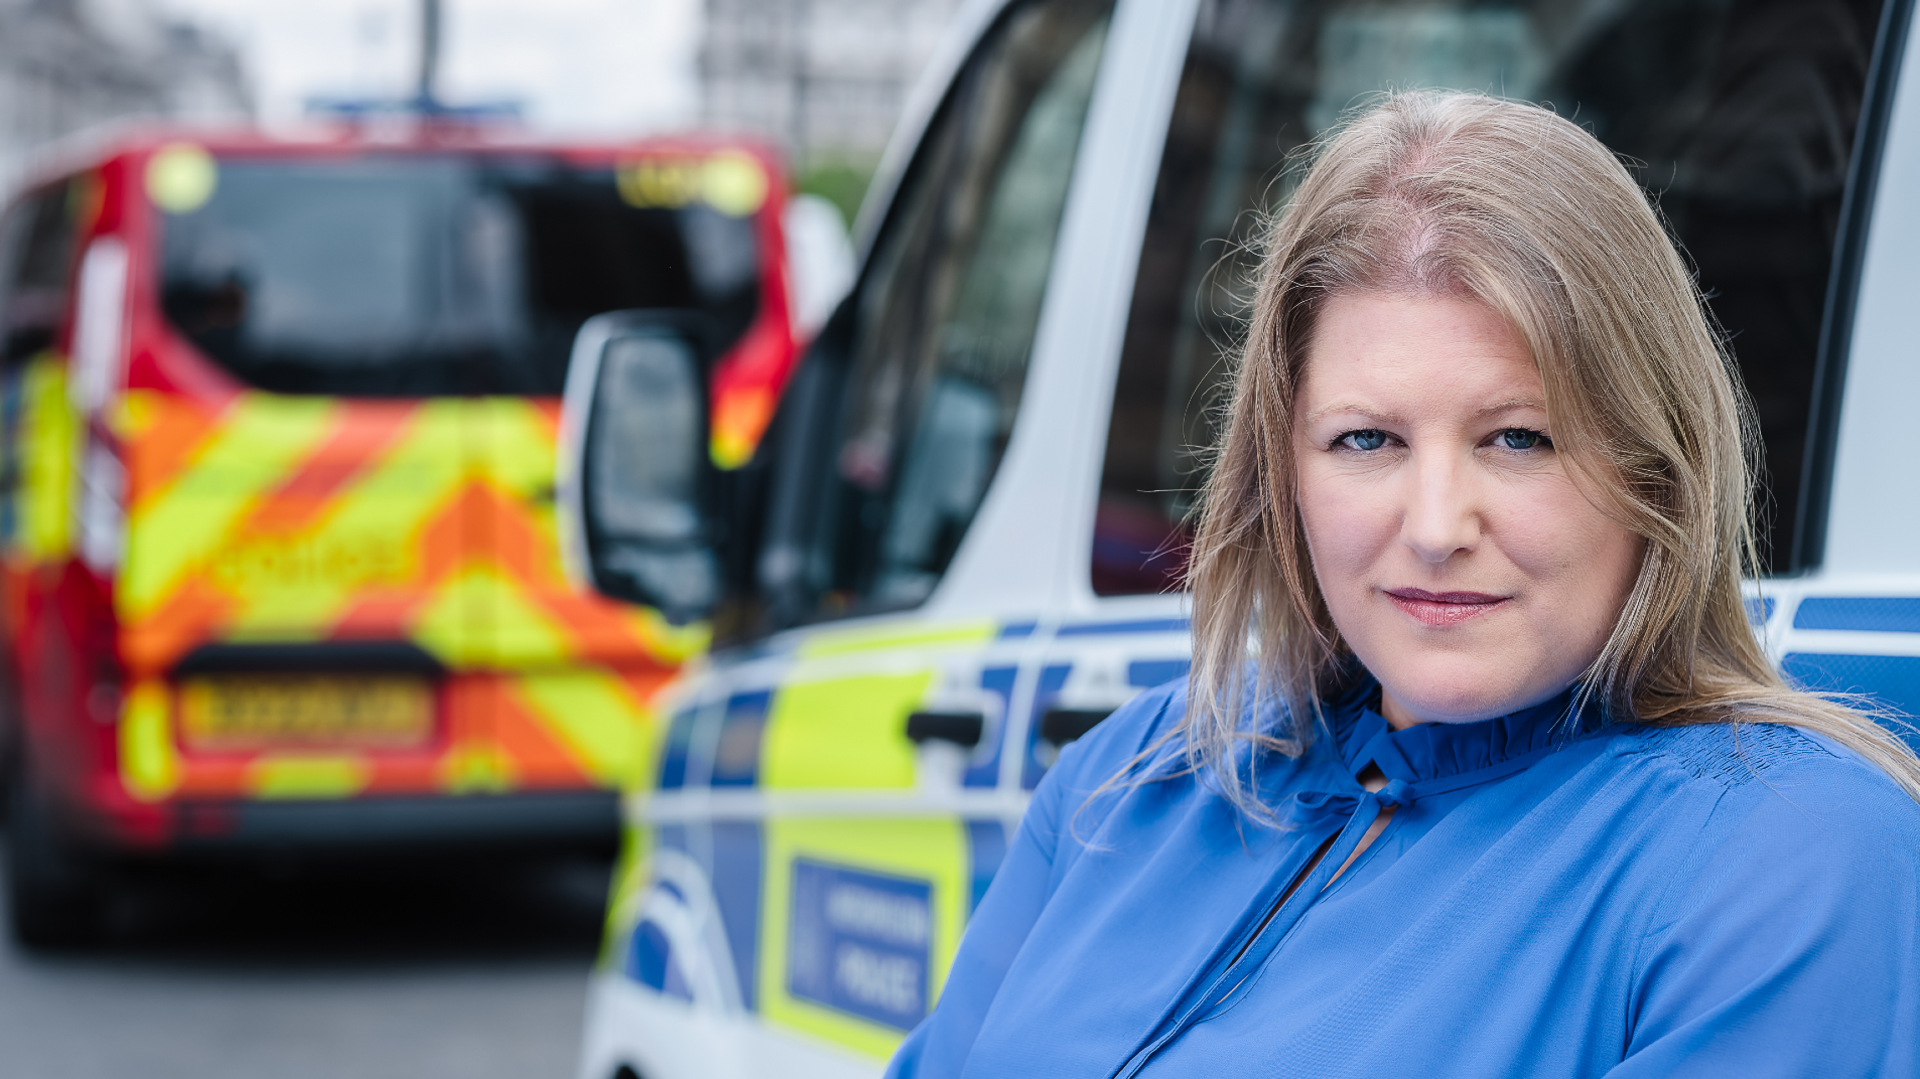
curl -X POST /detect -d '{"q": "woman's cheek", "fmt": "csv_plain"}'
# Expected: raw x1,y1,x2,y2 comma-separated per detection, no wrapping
1496,482,1642,648
1298,473,1392,600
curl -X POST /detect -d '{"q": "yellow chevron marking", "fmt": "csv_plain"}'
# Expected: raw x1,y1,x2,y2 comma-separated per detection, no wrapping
246,754,371,799
120,395,337,620
19,358,77,562
624,607,711,664
215,529,412,635
110,391,154,440
222,404,467,635
412,564,571,668
468,398,558,497
483,569,579,664
118,679,180,802
511,671,654,786
439,742,519,793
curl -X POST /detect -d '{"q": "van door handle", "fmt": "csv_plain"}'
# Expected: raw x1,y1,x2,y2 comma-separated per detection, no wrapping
905,710,984,748
1040,707,1112,747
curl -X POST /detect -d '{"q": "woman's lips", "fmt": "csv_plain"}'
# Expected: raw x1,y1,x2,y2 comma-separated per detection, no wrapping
1384,587,1510,627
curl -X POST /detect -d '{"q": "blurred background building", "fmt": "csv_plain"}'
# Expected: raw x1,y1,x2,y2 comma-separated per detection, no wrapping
0,0,959,219
0,0,252,193
700,0,963,217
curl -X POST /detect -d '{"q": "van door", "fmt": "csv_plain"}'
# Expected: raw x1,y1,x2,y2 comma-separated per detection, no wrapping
125,150,738,804
1770,5,1920,741
666,0,1123,1061
125,154,506,803
0,178,83,786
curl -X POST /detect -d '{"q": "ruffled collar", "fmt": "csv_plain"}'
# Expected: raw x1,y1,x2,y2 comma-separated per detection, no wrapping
1331,677,1580,788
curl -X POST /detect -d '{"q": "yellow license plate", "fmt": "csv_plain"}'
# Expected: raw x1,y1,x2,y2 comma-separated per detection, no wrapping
178,675,434,751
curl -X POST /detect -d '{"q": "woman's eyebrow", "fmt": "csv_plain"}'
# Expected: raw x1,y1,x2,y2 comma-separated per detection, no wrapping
1474,398,1548,418
1303,402,1407,424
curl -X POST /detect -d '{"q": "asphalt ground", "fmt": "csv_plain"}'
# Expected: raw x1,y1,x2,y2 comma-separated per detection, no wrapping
0,846,612,1079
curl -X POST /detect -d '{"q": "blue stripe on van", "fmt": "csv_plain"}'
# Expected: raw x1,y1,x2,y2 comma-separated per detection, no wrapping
652,823,763,1008
1782,653,1920,751
1745,597,1775,626
1057,617,1191,638
1128,658,1190,689
658,706,699,790
1792,597,1920,633
710,690,772,788
710,821,764,1011
998,621,1038,640
626,918,692,999
1023,664,1074,789
966,667,1018,788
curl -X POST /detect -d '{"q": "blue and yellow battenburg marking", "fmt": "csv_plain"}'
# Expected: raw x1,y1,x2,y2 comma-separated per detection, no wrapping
605,614,1197,1058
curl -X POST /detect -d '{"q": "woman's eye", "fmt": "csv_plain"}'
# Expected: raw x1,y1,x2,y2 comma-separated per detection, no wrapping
1337,429,1389,452
1496,428,1551,450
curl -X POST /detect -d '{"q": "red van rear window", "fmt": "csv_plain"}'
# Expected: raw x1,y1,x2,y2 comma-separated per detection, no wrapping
157,154,761,397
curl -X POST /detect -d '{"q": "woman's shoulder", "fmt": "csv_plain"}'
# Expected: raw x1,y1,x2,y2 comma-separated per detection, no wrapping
1610,719,1847,785
1607,719,1920,849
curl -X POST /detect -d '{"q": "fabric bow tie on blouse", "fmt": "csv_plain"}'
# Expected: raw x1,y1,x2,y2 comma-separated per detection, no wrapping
1277,686,1578,828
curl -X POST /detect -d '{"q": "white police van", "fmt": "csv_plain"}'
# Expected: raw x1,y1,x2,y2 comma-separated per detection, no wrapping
561,0,1920,1074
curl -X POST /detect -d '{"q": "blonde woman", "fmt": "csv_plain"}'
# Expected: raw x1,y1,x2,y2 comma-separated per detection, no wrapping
888,92,1920,1077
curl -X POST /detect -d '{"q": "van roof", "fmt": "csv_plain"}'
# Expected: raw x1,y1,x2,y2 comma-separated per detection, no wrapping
7,121,784,201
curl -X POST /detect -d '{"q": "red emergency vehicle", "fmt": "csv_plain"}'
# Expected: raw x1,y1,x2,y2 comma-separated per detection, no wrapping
0,124,812,945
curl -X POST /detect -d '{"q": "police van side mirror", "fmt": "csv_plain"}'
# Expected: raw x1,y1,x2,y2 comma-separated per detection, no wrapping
559,310,719,624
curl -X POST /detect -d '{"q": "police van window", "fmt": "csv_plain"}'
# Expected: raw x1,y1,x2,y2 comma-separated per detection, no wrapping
0,181,80,366
792,0,1114,618
157,155,761,397
1094,0,1883,592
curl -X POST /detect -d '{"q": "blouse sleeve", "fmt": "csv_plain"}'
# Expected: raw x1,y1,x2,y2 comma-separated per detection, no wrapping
1609,751,1920,1077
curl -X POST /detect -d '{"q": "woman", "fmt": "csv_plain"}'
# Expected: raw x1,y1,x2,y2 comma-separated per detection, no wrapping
888,93,1920,1077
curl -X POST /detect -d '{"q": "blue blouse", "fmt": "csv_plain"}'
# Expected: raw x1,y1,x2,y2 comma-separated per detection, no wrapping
888,676,1920,1077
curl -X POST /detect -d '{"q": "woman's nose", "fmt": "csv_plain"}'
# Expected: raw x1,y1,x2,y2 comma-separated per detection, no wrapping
1400,452,1481,564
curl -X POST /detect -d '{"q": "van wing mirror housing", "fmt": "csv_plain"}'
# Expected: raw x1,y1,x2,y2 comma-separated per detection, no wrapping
559,310,719,624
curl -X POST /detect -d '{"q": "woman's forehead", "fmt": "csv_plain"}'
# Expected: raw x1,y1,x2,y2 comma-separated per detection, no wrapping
1297,293,1546,416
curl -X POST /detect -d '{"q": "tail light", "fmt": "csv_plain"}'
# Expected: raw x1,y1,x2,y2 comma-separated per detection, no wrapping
77,435,124,574
70,236,129,574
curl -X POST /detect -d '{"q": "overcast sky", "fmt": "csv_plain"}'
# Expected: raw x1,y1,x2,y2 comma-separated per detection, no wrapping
159,0,704,134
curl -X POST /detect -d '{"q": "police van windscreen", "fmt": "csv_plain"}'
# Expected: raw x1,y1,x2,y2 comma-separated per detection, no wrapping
157,153,762,397
1094,0,1884,591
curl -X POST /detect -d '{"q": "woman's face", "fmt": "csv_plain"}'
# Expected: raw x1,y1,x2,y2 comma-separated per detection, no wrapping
1293,292,1643,728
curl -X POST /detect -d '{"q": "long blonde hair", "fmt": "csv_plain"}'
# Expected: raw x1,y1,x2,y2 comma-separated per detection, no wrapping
1183,90,1920,811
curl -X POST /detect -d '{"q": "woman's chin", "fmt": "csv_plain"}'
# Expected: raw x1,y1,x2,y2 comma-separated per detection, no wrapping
1378,671,1545,726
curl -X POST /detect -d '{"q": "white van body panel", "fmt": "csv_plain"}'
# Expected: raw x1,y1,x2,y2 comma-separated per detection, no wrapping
1824,20,1920,575
1764,21,1920,720
580,973,873,1079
